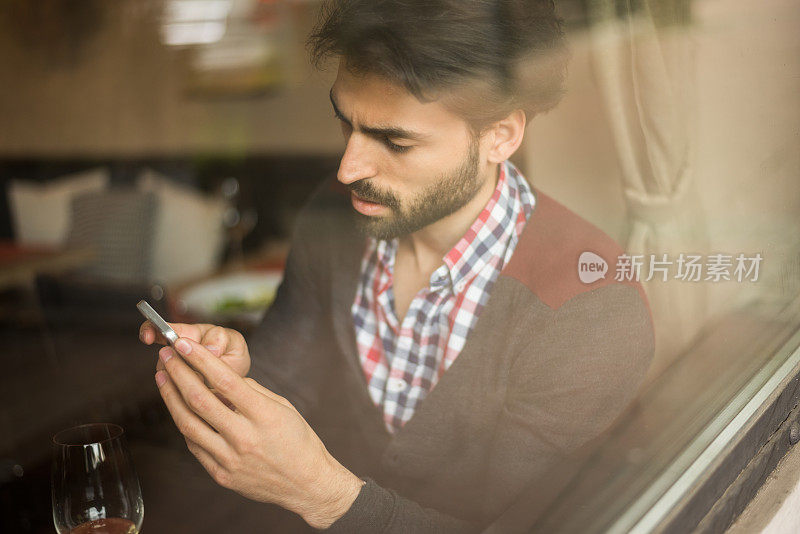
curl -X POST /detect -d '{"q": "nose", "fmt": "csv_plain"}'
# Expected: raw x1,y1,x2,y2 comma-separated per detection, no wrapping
337,134,378,185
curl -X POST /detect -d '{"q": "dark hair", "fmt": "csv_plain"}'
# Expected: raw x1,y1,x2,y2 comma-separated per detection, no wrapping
308,0,569,132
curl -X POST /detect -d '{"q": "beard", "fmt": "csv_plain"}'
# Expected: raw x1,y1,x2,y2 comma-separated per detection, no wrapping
347,138,483,240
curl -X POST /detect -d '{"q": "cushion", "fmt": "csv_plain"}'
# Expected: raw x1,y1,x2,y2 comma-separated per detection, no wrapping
137,169,226,284
67,190,157,283
8,168,109,246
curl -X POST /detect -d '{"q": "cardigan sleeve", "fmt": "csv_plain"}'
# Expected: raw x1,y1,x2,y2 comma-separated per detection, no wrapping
322,479,480,534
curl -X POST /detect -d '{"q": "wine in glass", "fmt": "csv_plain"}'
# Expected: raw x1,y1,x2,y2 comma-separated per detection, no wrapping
52,423,144,534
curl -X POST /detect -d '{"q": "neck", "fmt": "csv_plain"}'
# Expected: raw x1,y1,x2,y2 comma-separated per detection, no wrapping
398,162,501,271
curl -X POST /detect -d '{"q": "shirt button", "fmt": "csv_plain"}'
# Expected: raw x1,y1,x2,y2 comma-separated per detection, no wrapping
455,280,467,292
387,378,407,393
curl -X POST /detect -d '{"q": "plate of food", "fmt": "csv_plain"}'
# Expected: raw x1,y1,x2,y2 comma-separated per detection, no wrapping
178,270,283,327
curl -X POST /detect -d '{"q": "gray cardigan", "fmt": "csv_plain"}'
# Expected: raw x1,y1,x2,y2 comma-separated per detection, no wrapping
247,179,655,532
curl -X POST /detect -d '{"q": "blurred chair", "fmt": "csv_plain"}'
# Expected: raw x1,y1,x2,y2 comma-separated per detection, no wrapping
67,189,157,283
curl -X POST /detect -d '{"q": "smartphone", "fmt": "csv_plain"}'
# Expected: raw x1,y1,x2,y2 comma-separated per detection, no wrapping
137,300,178,347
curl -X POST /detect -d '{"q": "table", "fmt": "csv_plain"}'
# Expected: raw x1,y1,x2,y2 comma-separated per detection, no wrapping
0,241,94,291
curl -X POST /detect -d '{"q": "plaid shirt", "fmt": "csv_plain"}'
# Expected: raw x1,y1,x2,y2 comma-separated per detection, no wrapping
351,161,536,433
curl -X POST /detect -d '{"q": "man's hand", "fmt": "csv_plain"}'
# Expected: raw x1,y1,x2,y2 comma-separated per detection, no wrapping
154,338,364,529
139,321,250,378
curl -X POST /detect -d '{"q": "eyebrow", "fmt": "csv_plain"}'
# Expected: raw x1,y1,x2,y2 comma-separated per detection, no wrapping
329,89,428,142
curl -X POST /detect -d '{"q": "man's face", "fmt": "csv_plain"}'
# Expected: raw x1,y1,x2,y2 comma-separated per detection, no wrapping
330,66,487,240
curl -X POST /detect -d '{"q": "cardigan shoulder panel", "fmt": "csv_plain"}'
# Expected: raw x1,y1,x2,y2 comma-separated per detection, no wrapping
502,187,650,313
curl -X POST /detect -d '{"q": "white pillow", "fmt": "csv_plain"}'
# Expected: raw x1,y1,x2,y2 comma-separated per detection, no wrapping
8,168,109,246
137,169,226,284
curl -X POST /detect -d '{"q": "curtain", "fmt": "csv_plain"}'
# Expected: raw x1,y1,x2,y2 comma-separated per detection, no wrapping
587,0,708,380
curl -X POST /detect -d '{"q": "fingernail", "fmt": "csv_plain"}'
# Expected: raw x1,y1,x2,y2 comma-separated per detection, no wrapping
160,346,174,363
204,345,219,355
175,339,192,355
155,371,167,387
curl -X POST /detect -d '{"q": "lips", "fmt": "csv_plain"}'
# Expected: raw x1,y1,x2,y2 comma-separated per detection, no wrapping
351,192,388,216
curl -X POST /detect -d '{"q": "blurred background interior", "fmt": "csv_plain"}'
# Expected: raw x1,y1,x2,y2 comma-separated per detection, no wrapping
0,0,798,532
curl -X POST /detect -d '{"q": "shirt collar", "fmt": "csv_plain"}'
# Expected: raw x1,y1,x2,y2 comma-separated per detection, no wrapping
440,161,521,290
373,235,397,274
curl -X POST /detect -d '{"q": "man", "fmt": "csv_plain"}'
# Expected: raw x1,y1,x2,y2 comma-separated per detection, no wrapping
140,0,654,531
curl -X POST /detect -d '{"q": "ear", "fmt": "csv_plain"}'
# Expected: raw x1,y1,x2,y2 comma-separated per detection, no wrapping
485,110,527,163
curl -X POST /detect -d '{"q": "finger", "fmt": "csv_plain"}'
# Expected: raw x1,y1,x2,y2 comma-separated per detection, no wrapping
155,370,233,459
199,326,230,356
139,321,159,345
200,326,246,359
155,356,198,375
184,437,231,488
139,321,223,346
159,347,244,436
211,389,237,411
172,338,264,417
243,378,294,410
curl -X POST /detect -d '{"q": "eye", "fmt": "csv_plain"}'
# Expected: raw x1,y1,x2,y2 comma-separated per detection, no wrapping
382,136,412,154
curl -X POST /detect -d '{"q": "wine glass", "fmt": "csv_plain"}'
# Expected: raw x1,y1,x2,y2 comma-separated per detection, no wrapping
52,423,144,534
